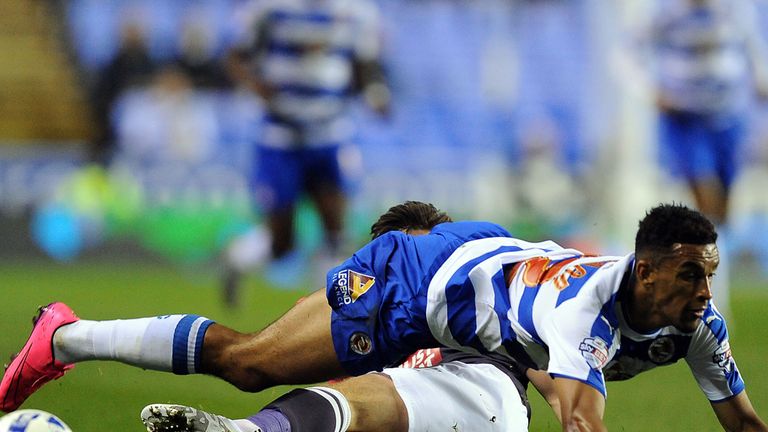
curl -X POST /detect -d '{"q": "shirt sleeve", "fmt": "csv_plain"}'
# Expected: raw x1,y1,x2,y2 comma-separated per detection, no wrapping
350,0,383,61
685,305,745,402
539,295,617,398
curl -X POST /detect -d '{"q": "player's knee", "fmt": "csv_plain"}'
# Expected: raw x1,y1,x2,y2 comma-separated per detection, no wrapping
330,374,409,431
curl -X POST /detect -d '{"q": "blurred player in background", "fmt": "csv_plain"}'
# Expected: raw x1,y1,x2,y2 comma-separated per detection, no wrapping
3,204,766,431
222,0,391,303
642,0,768,319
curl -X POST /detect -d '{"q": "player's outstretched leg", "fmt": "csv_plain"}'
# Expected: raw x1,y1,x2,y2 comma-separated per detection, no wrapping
141,404,250,432
0,303,79,412
198,289,345,391
2,290,347,411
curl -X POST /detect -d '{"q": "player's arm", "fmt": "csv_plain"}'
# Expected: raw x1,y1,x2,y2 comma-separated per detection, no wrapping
352,58,391,117
554,377,607,432
350,3,390,117
527,369,562,422
711,392,768,432
225,6,275,102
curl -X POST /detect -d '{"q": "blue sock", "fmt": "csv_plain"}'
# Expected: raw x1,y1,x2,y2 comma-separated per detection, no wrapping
171,315,215,375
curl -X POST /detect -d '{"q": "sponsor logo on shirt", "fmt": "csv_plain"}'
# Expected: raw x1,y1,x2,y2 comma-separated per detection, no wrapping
713,341,733,372
510,256,614,291
399,348,443,368
647,336,676,364
349,332,373,356
580,336,610,369
332,269,375,306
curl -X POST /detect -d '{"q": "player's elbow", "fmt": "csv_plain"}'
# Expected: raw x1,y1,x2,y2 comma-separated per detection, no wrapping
561,412,607,432
724,416,768,432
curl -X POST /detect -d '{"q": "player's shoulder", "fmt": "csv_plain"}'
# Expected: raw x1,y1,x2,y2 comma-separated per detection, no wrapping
696,302,729,343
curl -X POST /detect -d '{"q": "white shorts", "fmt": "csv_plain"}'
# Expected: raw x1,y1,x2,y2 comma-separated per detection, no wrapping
382,361,529,432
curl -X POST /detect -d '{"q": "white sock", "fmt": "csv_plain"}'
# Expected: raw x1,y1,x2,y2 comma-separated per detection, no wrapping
307,386,352,432
226,225,272,272
53,314,214,374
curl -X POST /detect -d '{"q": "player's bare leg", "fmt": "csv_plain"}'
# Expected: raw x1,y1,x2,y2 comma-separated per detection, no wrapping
268,206,295,259
690,177,732,319
1,290,345,410
309,182,346,253
328,374,408,432
141,373,407,432
201,288,346,390
689,177,728,226
309,182,347,283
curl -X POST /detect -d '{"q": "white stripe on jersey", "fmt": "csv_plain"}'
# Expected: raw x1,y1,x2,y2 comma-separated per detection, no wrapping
530,254,627,319
426,237,576,350
263,56,352,90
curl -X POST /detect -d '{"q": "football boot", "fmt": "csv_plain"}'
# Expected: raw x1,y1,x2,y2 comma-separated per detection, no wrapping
0,302,79,412
141,404,245,432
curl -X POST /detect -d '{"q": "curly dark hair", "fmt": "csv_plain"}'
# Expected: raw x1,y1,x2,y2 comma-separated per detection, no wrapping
635,203,717,258
370,201,452,240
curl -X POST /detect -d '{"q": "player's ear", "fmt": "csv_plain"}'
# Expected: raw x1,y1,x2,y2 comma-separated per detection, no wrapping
635,259,656,284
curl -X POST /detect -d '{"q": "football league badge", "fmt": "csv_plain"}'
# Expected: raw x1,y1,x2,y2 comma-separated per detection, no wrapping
579,336,610,369
713,341,733,372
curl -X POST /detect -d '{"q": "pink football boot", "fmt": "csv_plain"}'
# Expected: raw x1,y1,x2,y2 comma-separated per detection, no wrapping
0,302,79,412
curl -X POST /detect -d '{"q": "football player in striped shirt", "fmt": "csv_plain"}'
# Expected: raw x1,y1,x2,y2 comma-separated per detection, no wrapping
640,0,768,320
2,204,765,431
221,0,391,300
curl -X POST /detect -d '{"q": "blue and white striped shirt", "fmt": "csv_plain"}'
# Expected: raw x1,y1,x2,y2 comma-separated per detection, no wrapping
649,0,763,114
329,221,745,399
421,224,744,399
236,0,382,148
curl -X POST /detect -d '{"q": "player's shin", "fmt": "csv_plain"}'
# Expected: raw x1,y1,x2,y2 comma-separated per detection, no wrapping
248,387,351,432
53,315,214,374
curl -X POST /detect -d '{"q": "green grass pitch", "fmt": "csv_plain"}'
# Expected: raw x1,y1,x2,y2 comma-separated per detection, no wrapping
0,258,766,431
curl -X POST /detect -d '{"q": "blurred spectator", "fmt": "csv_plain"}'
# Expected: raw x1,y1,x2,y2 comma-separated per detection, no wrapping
640,0,768,317
90,20,156,165
497,0,596,240
114,64,219,165
175,13,231,90
222,0,391,303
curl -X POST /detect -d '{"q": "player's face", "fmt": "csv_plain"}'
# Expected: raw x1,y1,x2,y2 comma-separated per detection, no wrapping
650,243,719,332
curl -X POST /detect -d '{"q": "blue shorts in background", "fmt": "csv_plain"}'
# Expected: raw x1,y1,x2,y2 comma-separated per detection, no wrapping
253,145,343,211
658,111,746,188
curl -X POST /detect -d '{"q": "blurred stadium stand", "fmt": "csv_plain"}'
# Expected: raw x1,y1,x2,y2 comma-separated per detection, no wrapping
0,0,92,141
0,0,766,278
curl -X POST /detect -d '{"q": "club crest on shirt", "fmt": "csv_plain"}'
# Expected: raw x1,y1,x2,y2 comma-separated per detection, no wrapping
647,336,676,364
713,341,733,372
332,269,375,306
580,336,610,369
349,332,373,356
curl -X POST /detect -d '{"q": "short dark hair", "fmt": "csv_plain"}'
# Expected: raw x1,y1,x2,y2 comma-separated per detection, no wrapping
635,203,717,257
370,201,452,239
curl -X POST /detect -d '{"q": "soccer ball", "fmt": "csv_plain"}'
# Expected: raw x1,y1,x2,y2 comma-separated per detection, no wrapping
0,410,72,432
